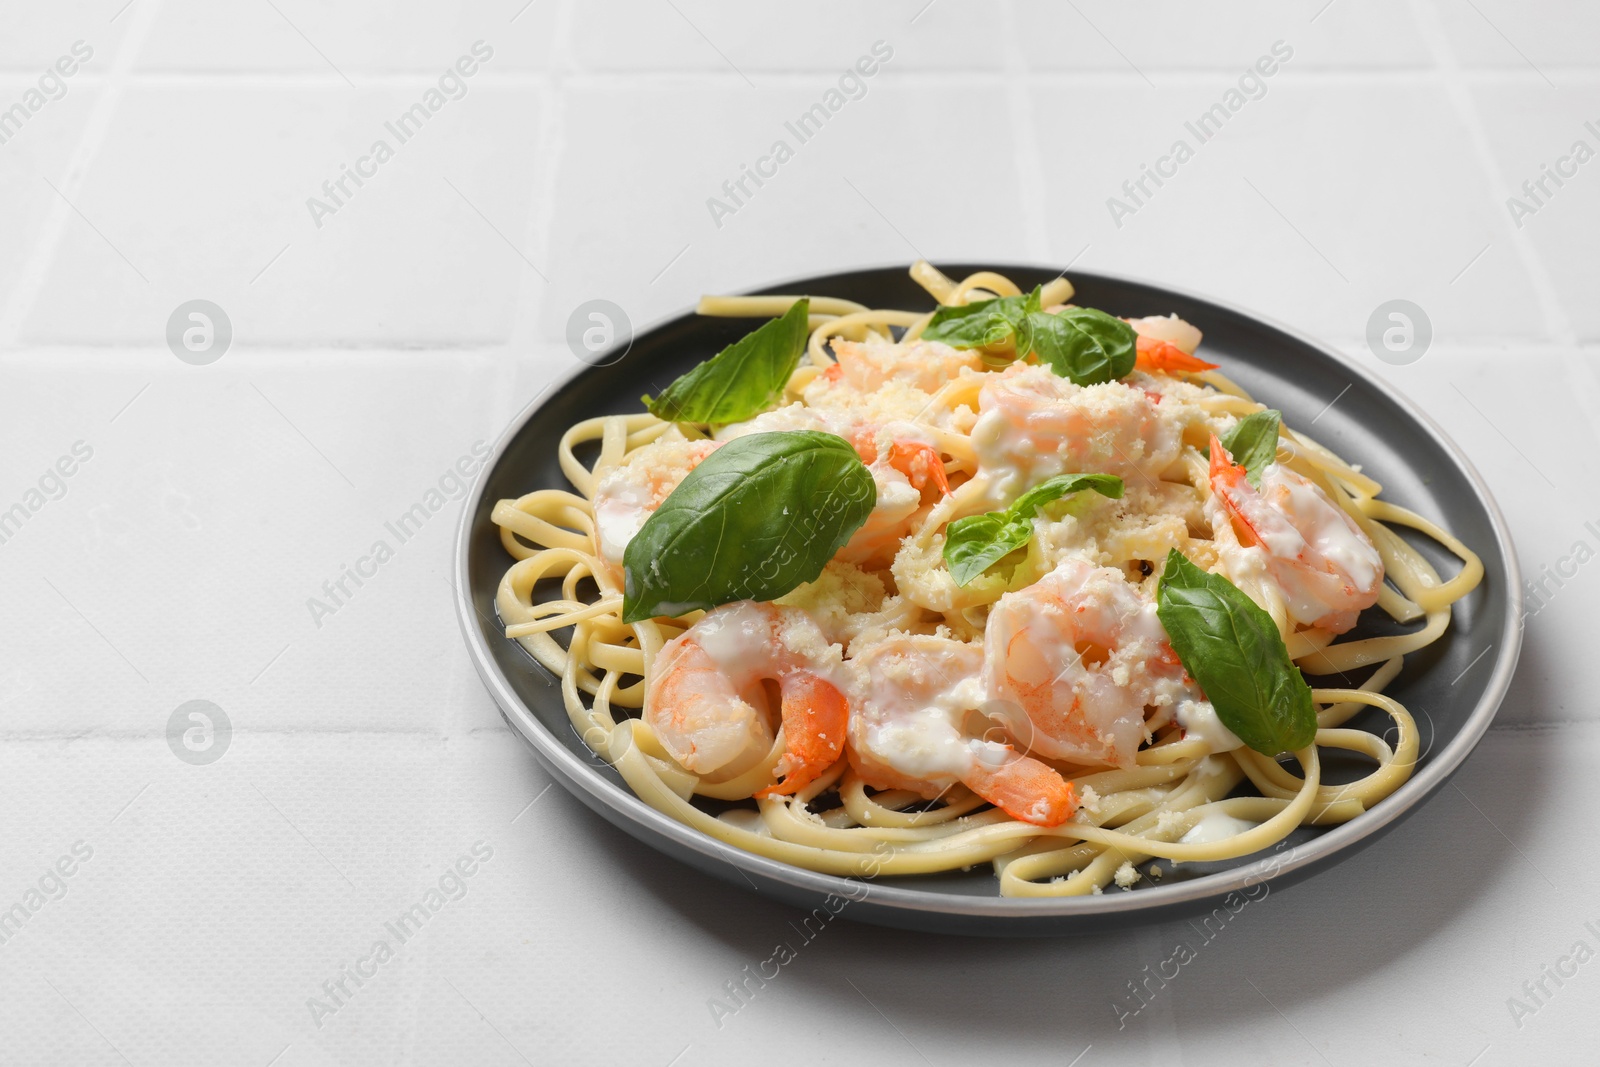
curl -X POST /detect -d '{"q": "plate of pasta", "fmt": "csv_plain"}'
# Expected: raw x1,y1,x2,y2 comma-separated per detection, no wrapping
456,262,1519,935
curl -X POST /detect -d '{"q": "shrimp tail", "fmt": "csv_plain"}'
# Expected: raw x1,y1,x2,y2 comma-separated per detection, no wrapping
755,672,849,798
1136,336,1218,374
887,440,951,496
1208,433,1263,548
964,749,1078,827
1207,433,1240,482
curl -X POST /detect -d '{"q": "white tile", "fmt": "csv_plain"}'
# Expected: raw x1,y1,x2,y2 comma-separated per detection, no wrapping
568,0,1003,73
1027,79,1549,343
0,351,519,735
19,83,546,347
1466,79,1600,339
1367,346,1600,728
1430,0,1600,72
1015,0,1431,71
137,0,557,74
0,5,132,70
0,81,101,340
542,80,1034,348
0,733,541,1064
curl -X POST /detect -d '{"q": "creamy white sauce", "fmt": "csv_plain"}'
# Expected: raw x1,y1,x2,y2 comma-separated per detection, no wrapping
593,484,649,565
1212,462,1383,629
1176,698,1243,753
872,476,920,511
1267,465,1382,592
692,603,777,674
714,403,829,441
857,642,986,781
1179,810,1256,844
866,706,972,779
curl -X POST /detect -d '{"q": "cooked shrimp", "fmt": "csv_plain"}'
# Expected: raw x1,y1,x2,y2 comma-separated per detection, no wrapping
847,635,1078,826
1207,434,1383,635
646,602,847,797
591,438,718,572
1128,314,1217,376
838,424,950,565
971,364,1181,501
983,558,1198,769
1127,314,1203,355
825,338,982,393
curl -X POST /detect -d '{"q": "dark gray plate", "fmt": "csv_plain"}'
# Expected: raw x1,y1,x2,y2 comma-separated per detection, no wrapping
454,264,1521,936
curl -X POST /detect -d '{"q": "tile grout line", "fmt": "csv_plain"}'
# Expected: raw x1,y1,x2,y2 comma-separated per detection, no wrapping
1408,0,1600,446
0,0,168,346
501,0,574,373
7,64,1600,89
1404,0,1575,346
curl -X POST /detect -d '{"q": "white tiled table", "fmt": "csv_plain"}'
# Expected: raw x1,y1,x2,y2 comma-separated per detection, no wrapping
2,2,1596,1064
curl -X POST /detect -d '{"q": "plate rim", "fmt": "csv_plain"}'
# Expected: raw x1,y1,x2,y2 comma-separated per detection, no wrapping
454,261,1523,920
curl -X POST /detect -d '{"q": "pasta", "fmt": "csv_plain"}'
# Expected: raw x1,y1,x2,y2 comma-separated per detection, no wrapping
490,262,1482,897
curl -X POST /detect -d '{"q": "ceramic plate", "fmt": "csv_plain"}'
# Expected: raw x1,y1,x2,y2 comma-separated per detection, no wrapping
455,265,1521,936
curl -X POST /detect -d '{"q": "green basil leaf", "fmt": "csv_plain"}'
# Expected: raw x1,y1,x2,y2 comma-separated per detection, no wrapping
1011,472,1125,518
922,290,1136,386
921,294,1028,349
942,473,1124,586
1021,285,1043,316
943,513,1032,587
1026,307,1137,386
1155,550,1316,756
643,299,810,424
622,430,874,622
1220,409,1282,488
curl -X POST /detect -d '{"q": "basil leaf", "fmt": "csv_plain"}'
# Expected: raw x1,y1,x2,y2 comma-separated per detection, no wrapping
922,294,1028,349
1026,307,1137,386
1220,409,1282,488
1011,472,1124,518
622,430,874,622
923,289,1136,386
1155,550,1316,756
643,299,810,424
943,513,1030,588
943,473,1124,586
